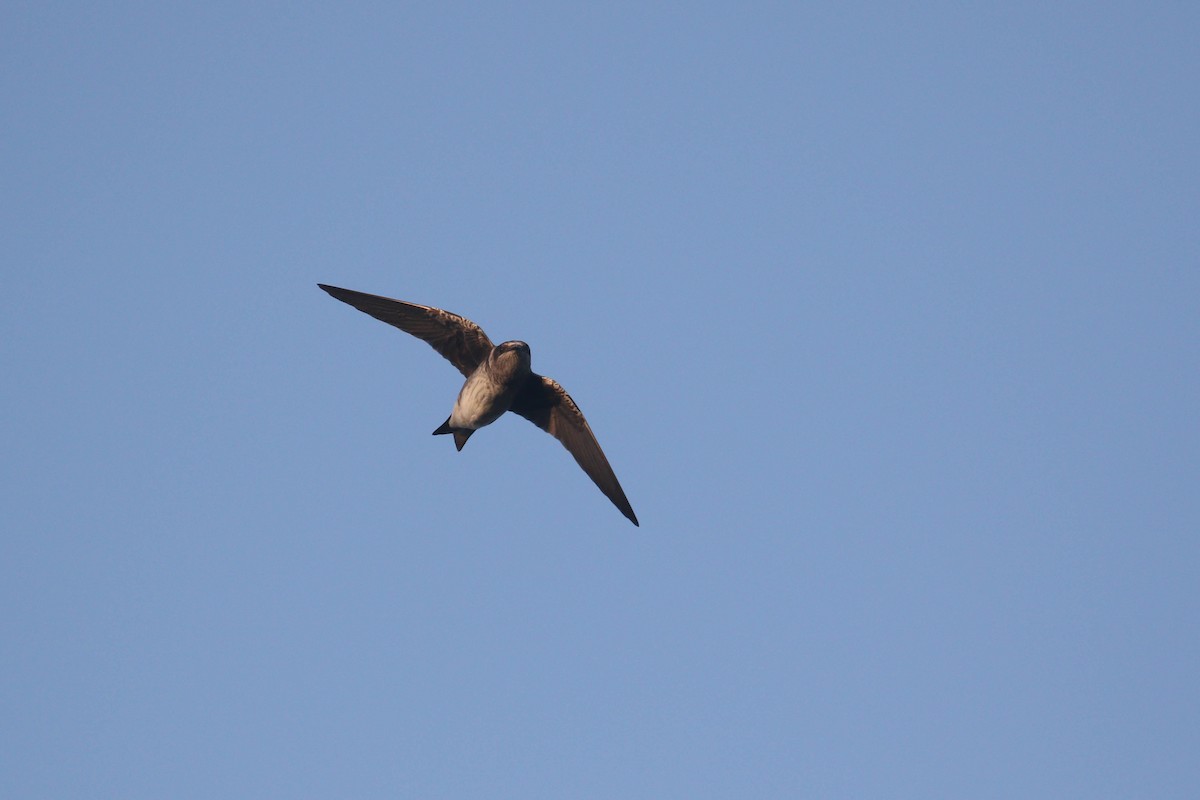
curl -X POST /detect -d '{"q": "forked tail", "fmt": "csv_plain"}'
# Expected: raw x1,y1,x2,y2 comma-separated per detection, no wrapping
432,417,474,451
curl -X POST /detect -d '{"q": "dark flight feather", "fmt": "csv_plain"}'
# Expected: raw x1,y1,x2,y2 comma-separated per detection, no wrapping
318,284,493,378
510,375,639,526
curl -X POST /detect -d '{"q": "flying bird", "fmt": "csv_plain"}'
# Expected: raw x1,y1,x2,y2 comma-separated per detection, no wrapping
318,284,638,526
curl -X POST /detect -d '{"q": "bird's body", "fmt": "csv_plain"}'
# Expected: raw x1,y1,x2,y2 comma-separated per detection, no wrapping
318,284,638,525
448,341,530,431
436,340,532,451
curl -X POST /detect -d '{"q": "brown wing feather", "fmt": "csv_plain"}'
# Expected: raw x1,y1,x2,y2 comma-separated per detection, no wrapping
318,284,493,377
510,374,639,526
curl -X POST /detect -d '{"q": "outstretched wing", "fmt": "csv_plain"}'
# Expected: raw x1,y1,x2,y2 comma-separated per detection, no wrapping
510,374,638,526
318,284,493,377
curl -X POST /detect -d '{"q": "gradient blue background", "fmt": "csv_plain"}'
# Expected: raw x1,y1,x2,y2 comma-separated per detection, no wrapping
4,3,1197,797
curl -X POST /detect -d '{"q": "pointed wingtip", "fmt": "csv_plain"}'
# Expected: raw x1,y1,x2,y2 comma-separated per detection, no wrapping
318,283,351,298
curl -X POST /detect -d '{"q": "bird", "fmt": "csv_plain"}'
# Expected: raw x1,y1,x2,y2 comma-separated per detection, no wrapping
318,284,639,526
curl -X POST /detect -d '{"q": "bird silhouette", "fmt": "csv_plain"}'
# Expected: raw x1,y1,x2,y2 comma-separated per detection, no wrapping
319,284,638,526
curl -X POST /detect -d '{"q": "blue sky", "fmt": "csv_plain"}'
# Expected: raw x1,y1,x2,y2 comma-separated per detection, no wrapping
3,2,1197,797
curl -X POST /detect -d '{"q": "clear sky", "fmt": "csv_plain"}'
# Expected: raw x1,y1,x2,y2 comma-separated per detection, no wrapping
3,3,1197,797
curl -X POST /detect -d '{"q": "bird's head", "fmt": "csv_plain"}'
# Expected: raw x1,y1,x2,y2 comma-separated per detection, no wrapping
493,340,532,369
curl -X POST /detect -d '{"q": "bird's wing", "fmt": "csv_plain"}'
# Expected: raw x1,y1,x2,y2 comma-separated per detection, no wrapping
319,284,493,377
509,374,638,526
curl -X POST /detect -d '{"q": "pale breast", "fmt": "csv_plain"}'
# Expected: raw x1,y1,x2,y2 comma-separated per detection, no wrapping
449,371,512,430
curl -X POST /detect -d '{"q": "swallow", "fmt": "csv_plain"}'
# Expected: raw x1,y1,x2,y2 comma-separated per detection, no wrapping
318,284,639,526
